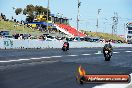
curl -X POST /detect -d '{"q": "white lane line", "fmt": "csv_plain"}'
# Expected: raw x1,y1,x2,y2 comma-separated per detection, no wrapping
0,57,52,63
41,57,51,58
18,59,31,61
0,56,61,63
67,55,78,56
30,58,42,60
0,59,30,63
125,51,132,53
113,52,120,53
81,54,91,56
51,56,62,58
93,73,132,88
0,61,13,63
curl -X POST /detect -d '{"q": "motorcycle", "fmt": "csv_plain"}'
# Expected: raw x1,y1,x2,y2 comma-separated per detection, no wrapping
104,49,112,61
62,43,68,51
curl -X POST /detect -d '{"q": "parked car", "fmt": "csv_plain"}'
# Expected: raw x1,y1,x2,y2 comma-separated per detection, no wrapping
4,35,14,39
0,31,9,36
45,35,58,41
84,36,100,42
73,37,85,41
19,34,31,39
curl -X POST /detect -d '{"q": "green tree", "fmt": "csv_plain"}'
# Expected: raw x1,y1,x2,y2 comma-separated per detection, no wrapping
14,4,50,22
26,14,34,22
15,8,22,15
26,4,35,15
23,8,27,15
35,5,44,15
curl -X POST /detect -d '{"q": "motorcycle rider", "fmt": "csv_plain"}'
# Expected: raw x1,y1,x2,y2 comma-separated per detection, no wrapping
103,40,113,56
63,41,69,50
62,38,69,50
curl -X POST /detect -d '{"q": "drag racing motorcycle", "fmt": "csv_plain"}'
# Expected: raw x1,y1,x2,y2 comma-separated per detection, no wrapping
104,48,112,61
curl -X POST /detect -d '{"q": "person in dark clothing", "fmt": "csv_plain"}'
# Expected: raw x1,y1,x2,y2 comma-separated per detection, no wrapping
63,41,69,50
103,41,113,56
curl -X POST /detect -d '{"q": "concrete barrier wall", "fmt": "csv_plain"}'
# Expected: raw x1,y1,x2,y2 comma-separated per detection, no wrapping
0,39,132,49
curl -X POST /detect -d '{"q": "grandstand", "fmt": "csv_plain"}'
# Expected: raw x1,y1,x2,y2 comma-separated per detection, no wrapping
54,23,86,37
26,14,86,37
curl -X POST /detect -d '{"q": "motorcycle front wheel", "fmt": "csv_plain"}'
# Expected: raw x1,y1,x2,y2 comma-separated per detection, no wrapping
105,54,110,61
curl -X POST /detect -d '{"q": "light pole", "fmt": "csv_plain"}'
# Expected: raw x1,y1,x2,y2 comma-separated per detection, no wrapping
124,23,127,42
12,7,17,35
47,0,49,34
96,9,101,32
77,0,81,36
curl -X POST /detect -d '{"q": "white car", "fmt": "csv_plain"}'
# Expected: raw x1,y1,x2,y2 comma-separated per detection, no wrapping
45,36,58,41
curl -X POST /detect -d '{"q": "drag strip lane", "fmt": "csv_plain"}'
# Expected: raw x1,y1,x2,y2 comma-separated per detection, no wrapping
0,48,132,88
1,48,132,66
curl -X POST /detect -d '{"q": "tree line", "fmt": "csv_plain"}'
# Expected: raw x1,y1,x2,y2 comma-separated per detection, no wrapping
15,4,50,22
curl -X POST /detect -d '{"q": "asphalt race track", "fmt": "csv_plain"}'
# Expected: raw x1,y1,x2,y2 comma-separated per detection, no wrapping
0,47,132,88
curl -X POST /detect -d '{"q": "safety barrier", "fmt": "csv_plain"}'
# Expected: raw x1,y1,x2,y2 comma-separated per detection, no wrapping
0,39,132,49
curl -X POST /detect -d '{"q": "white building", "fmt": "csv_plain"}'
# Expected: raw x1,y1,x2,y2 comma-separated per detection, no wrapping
126,22,132,44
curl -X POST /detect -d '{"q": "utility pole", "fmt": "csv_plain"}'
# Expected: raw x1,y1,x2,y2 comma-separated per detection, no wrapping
47,0,49,34
124,23,128,42
77,0,81,36
112,12,118,35
96,9,101,32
